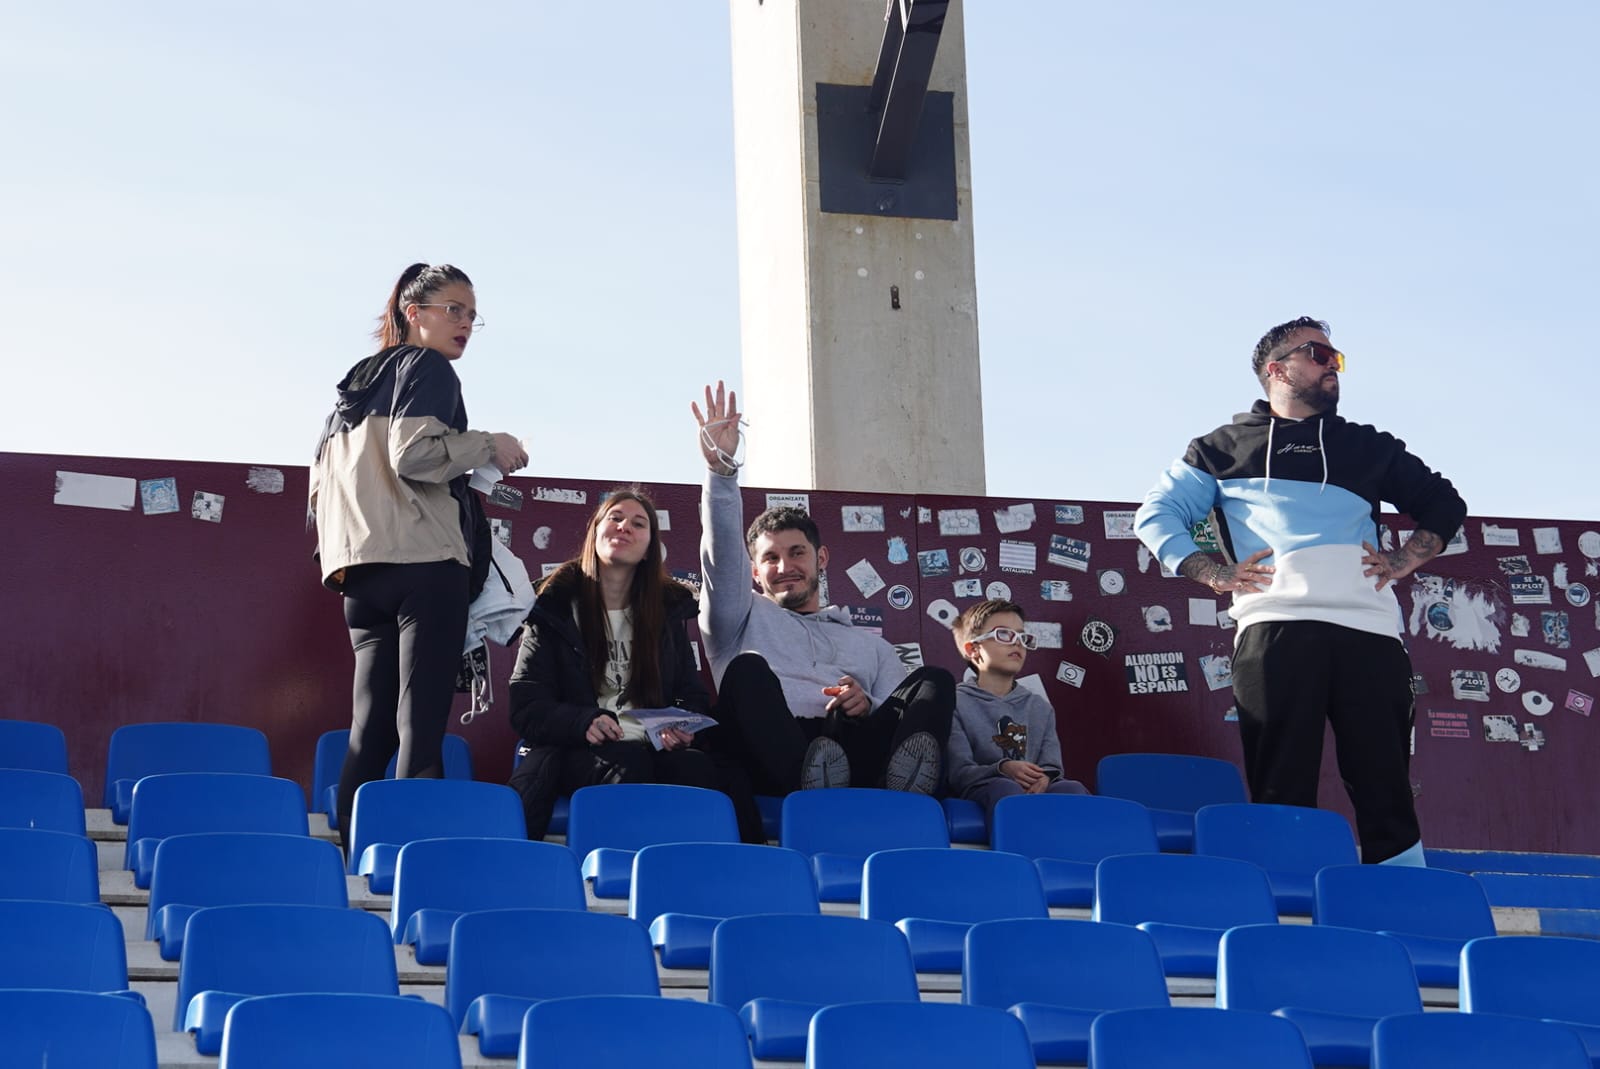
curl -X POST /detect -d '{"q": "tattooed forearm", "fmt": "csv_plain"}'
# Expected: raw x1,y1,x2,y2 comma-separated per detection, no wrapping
1178,551,1219,588
1398,529,1445,566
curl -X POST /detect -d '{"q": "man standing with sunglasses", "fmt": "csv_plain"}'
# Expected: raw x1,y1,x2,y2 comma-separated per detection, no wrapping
1134,316,1465,866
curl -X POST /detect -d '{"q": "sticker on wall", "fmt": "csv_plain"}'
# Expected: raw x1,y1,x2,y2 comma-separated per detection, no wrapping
1055,505,1084,525
1041,580,1074,603
958,547,986,574
1565,583,1591,608
1188,598,1219,626
887,584,914,610
1584,647,1600,677
938,509,981,537
532,526,552,550
1553,563,1570,588
1449,669,1490,702
767,493,810,512
1125,651,1189,694
1510,614,1531,638
490,519,512,547
1142,605,1172,632
886,536,909,565
534,486,587,505
1568,690,1595,716
1411,673,1429,696
1098,569,1126,595
1532,527,1564,555
54,471,135,511
1481,523,1520,547
1483,714,1520,742
1496,555,1532,576
488,483,524,510
892,642,924,670
1224,705,1240,722
655,510,670,531
1514,649,1567,671
1521,723,1545,751
1494,668,1522,693
1521,691,1552,716
1218,609,1236,630
1509,576,1551,605
191,491,225,523
1024,621,1063,649
1427,710,1471,738
899,506,912,520
849,606,884,635
139,477,179,515
818,572,830,606
1056,661,1086,688
985,581,1012,601
1407,574,1502,652
846,559,885,599
1579,530,1600,576
1016,673,1047,698
998,540,1037,574
244,467,284,494
1541,611,1571,650
925,598,959,629
1198,654,1233,691
952,578,983,598
917,507,932,524
841,505,884,532
993,503,1036,534
1047,535,1091,572
540,562,561,578
1080,618,1117,655
1103,510,1138,539
917,549,950,577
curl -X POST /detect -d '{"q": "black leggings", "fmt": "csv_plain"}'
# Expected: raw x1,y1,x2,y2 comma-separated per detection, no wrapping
336,560,469,847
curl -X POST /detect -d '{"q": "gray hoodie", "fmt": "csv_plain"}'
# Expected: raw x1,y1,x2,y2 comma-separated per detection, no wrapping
698,471,906,718
948,680,1064,796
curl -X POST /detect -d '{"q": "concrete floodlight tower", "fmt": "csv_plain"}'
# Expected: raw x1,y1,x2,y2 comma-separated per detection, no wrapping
728,0,984,495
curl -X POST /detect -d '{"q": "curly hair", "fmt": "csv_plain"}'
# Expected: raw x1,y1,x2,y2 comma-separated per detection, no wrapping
1251,316,1330,386
745,506,821,556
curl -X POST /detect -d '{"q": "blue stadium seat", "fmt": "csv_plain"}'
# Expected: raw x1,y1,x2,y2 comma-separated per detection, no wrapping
990,793,1160,908
0,767,86,835
1194,802,1359,913
0,899,138,1001
809,1001,1034,1069
861,848,1048,972
942,796,987,843
1091,1006,1314,1069
1425,849,1600,878
103,722,271,824
1094,852,1278,977
1217,923,1422,1067
123,773,308,889
520,994,752,1069
631,842,819,969
1461,935,1600,1065
1096,752,1247,852
347,779,526,894
1371,1011,1588,1069
448,908,660,1058
0,827,100,903
779,788,949,901
0,989,158,1069
312,729,475,831
1472,872,1600,911
218,992,461,1069
175,903,399,1055
145,832,347,960
391,837,584,965
709,913,919,1060
964,917,1169,1065
755,793,782,840
0,718,69,773
567,783,739,900
1313,864,1495,987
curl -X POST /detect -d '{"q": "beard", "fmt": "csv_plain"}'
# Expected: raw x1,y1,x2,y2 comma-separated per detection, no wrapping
767,574,819,610
1290,373,1340,414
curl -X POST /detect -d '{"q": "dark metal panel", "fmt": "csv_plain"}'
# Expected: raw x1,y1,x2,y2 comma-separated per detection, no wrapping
816,83,957,220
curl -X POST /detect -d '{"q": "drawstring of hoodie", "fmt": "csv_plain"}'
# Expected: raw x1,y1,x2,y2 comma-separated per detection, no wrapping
1264,418,1275,492
1317,419,1328,494
1263,416,1330,493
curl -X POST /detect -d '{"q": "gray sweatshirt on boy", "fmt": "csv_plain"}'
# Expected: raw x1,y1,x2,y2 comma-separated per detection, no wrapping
948,680,1065,797
698,471,906,718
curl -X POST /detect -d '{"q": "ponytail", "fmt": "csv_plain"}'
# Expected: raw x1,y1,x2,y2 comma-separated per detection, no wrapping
374,262,473,349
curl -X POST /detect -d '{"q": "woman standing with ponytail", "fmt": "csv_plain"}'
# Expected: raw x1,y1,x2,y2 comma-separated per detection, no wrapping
310,263,528,848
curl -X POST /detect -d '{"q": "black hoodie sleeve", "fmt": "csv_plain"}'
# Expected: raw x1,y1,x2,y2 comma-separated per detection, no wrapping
506,614,609,746
1377,433,1467,543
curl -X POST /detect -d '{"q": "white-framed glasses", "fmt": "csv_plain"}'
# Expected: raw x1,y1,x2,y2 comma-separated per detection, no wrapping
415,302,485,331
969,626,1038,650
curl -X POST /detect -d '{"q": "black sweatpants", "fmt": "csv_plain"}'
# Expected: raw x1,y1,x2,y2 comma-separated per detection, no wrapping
1231,619,1420,863
713,652,956,796
336,560,469,848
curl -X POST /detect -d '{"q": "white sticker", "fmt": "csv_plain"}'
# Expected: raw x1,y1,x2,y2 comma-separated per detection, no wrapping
917,507,932,524
1024,621,1063,649
1481,523,1520,547
1188,598,1218,626
985,581,1012,601
1533,527,1564,555
1056,661,1086,688
139,477,179,515
993,503,1037,534
245,467,284,494
938,509,982,537
952,578,983,598
534,486,587,505
191,491,225,523
926,598,959,628
540,562,561,578
1483,714,1520,742
490,518,513,547
1582,647,1600,677
767,493,810,512
1198,654,1233,691
54,471,136,511
1513,648,1567,671
1142,605,1172,632
841,505,884,532
1102,510,1138,539
1016,673,1047,698
1041,580,1074,603
1523,691,1552,716
998,540,1037,574
1495,668,1521,693
846,559,885,599
656,510,671,532
533,526,552,550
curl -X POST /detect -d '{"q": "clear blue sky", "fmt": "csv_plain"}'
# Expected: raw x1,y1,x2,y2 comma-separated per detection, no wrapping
4,3,1594,522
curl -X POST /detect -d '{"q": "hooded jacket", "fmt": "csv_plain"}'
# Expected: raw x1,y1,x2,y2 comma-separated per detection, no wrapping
948,681,1064,796
1134,400,1466,640
310,345,495,589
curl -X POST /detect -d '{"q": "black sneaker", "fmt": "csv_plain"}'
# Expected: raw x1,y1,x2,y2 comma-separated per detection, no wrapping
800,736,850,790
885,731,941,794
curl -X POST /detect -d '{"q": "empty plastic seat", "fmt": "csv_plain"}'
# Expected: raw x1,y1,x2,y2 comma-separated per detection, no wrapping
1461,935,1600,1064
710,913,920,1060
346,778,526,894
1371,1011,1588,1069
631,842,819,969
1194,802,1359,913
1094,852,1278,977
566,783,739,899
809,1001,1035,1069
1091,1006,1314,1069
1313,864,1495,987
219,992,461,1069
0,767,87,835
990,793,1160,908
311,729,475,830
520,994,752,1068
1218,923,1422,1067
448,908,660,1057
1472,872,1600,911
942,796,987,844
1096,752,1247,852
390,837,584,965
145,832,348,960
175,903,399,1054
861,847,1048,972
103,722,271,824
964,917,1169,1065
0,718,69,773
1425,848,1600,877
779,788,949,901
0,827,100,903
124,772,308,889
0,989,158,1069
0,899,136,999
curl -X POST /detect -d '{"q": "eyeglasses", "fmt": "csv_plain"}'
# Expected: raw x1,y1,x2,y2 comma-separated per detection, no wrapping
414,303,486,331
1282,340,1345,372
968,626,1039,650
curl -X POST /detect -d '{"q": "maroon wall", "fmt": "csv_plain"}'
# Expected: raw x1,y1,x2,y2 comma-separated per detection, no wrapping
5,452,1596,852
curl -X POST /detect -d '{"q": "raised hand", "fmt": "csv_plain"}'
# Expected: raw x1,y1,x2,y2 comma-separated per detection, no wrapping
691,381,742,475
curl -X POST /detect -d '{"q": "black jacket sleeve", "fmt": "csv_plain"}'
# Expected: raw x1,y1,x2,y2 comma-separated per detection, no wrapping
506,615,608,746
1379,433,1467,544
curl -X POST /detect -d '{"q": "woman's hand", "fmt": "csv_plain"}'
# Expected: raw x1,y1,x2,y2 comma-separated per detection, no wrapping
658,727,695,751
491,433,527,474
584,714,623,746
